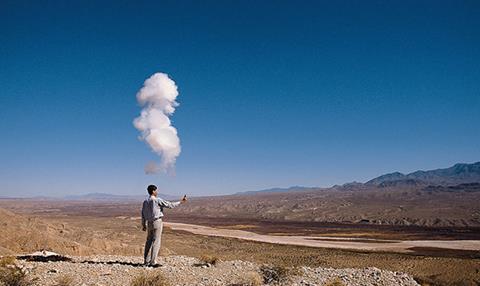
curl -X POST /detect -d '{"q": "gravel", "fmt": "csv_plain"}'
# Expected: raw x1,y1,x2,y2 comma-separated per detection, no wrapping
15,255,420,286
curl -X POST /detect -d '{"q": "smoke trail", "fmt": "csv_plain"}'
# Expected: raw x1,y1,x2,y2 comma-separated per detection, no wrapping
133,72,181,173
144,161,160,174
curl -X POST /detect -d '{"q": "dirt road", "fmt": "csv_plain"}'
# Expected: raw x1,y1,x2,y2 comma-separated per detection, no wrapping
166,222,480,253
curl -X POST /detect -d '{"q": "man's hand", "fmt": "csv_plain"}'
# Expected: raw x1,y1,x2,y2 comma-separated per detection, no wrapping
180,194,187,204
142,225,147,231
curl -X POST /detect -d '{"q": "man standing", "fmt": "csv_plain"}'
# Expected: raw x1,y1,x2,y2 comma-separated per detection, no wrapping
141,184,186,266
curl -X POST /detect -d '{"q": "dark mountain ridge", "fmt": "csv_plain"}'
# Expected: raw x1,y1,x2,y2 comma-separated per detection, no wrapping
366,161,480,186
239,161,480,195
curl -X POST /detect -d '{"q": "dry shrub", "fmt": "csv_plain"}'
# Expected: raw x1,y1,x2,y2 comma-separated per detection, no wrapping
130,271,170,286
260,264,300,284
55,274,75,286
0,257,16,268
200,254,218,266
0,258,31,286
228,271,263,286
324,277,346,286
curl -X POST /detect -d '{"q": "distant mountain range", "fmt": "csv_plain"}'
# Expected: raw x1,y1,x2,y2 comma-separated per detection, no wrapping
63,192,177,201
63,193,144,201
3,162,479,200
365,161,480,186
173,161,480,227
239,161,480,195
1,192,177,201
235,186,321,195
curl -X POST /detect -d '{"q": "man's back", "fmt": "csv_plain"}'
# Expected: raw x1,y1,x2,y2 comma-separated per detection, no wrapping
141,196,181,224
142,196,160,223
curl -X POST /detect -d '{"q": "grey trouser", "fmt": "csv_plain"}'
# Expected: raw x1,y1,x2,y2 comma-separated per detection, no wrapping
144,219,163,264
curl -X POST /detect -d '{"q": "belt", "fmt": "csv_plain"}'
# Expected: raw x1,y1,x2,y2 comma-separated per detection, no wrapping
149,217,162,222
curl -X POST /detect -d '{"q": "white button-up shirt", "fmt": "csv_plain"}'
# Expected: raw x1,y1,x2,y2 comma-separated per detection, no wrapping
141,195,180,226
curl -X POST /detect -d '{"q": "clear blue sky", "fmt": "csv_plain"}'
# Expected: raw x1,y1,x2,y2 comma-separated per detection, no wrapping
1,0,479,197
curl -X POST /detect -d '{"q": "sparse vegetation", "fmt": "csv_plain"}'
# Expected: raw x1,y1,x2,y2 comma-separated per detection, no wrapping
130,271,170,286
228,271,263,286
200,254,218,266
324,277,346,286
260,264,300,284
0,257,16,268
0,256,32,286
55,274,75,286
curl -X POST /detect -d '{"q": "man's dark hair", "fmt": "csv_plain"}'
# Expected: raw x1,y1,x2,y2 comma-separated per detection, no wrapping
147,185,157,195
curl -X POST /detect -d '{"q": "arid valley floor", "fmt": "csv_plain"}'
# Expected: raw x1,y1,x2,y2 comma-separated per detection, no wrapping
1,199,479,285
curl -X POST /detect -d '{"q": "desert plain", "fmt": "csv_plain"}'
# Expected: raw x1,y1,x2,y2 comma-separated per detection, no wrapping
1,195,479,285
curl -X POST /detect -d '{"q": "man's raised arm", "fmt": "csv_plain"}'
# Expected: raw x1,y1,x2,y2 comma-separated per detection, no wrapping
158,195,187,209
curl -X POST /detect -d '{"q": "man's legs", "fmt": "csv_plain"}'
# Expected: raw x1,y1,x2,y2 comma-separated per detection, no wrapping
149,219,163,265
143,221,155,264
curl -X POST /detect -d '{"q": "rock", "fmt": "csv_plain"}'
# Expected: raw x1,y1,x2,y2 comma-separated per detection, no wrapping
16,254,420,286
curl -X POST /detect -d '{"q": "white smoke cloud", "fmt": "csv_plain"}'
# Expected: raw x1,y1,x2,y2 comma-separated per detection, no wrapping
144,161,160,174
133,73,181,173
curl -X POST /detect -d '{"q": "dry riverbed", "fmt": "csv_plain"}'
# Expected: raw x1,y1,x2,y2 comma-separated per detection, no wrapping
166,222,480,254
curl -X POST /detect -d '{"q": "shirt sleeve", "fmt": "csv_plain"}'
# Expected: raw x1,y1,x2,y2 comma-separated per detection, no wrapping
157,198,181,209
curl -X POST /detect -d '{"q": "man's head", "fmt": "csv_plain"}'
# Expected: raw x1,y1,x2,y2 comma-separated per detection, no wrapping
147,184,158,196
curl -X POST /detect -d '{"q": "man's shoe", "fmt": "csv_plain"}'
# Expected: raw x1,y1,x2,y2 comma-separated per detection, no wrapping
149,263,162,268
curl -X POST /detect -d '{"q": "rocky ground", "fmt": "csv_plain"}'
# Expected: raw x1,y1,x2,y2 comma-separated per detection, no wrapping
14,254,419,286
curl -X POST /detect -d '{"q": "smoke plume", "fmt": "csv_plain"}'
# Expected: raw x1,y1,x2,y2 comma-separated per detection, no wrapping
133,72,181,173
